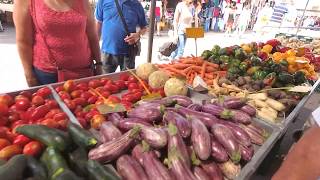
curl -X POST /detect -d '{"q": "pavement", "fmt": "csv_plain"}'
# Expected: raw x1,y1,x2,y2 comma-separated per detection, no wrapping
0,23,275,93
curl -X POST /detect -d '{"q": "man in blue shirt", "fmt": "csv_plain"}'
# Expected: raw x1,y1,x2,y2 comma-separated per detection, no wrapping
95,0,148,73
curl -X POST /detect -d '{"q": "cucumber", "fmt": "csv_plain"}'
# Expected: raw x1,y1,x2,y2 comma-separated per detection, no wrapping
26,156,47,180
53,169,83,180
16,125,71,152
0,154,27,180
41,147,69,179
67,123,97,149
68,148,88,177
87,160,120,180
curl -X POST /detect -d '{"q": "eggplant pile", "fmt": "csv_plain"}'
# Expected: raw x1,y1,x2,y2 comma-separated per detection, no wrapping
88,95,270,180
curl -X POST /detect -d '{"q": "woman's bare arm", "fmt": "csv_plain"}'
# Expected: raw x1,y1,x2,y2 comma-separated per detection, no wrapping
13,0,38,86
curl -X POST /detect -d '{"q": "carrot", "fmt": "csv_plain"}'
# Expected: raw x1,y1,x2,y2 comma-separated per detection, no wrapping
205,73,214,79
189,73,196,85
214,71,227,77
180,58,203,65
171,63,191,69
207,62,219,68
206,80,214,85
200,62,207,79
205,66,217,73
164,67,186,77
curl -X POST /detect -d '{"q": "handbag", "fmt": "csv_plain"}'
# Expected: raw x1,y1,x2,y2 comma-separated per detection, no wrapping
31,0,94,82
159,41,178,57
114,0,141,58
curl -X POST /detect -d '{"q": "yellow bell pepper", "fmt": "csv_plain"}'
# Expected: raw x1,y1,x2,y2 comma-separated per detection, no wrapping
286,49,297,57
272,52,283,62
262,44,273,54
299,69,310,77
288,65,297,73
286,56,296,65
242,45,252,53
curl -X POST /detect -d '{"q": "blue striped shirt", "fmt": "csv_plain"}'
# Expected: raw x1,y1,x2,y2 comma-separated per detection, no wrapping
270,4,288,23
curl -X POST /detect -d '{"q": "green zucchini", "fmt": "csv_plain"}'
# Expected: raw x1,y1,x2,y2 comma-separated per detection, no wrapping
16,125,71,152
41,147,69,179
53,169,83,180
0,154,27,180
68,148,88,177
87,160,120,180
67,123,97,149
0,159,6,166
26,156,48,180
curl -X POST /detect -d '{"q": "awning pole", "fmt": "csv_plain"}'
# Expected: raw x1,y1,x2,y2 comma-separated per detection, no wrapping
295,0,310,36
147,0,156,63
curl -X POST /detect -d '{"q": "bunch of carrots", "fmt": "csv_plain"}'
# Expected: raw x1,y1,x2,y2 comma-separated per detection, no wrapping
156,57,226,85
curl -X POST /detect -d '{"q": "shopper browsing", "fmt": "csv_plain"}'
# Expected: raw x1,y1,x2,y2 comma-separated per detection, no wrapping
170,0,194,60
13,0,102,86
95,0,147,73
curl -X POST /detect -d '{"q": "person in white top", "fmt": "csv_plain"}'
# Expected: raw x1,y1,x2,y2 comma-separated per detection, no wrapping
170,0,194,60
236,5,251,37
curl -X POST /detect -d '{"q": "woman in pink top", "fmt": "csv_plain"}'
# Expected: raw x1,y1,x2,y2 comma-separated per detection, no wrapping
13,0,101,86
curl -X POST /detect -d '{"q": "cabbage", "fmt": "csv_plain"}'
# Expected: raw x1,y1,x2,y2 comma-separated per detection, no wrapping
164,78,188,97
136,63,158,80
148,71,170,89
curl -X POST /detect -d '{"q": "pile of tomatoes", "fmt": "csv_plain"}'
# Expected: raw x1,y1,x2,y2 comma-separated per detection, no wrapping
0,87,69,160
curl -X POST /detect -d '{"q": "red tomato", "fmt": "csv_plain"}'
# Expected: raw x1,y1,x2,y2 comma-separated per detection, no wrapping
75,111,86,118
45,99,59,109
95,87,105,93
70,90,83,99
133,92,143,100
88,79,102,89
0,138,10,150
88,96,98,104
53,113,67,121
121,101,133,110
8,112,20,123
55,86,64,93
129,88,142,93
64,99,76,111
80,91,93,100
100,91,110,98
120,73,130,81
72,97,87,106
100,77,112,85
0,117,8,126
13,135,31,147
58,91,71,100
63,80,76,92
36,87,52,98
0,144,22,160
11,120,27,133
114,80,126,90
57,119,68,130
91,115,106,129
107,96,121,104
31,95,45,106
41,119,59,129
128,75,138,83
19,91,32,100
45,109,62,119
73,105,83,114
76,82,89,91
124,81,130,87
128,83,139,90
23,141,43,157
0,104,9,116
15,99,31,111
77,117,88,129
29,105,50,121
0,94,14,106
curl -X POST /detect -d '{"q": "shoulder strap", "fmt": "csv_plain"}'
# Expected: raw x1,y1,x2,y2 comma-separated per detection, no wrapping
31,0,58,68
114,0,130,35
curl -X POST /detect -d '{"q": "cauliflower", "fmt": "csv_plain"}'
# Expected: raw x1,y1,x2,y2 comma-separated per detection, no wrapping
148,71,170,89
136,63,158,80
164,78,188,97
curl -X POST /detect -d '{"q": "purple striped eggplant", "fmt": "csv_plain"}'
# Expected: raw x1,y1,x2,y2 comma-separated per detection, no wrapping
118,118,152,132
163,95,193,107
116,155,149,180
99,122,122,143
218,120,252,147
223,98,246,109
211,136,229,163
135,102,164,111
187,104,202,111
163,111,191,138
168,150,197,180
89,128,102,145
240,124,265,145
230,110,252,124
167,123,191,168
240,145,254,161
218,160,241,180
246,124,270,139
175,105,219,127
240,105,256,116
211,124,241,163
193,167,210,180
132,144,145,165
191,117,211,160
140,126,168,149
202,103,225,117
201,161,223,180
107,113,123,127
88,127,140,163
142,151,174,180
127,106,162,122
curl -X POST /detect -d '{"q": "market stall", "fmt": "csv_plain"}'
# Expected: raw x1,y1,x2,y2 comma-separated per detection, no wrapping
0,36,319,179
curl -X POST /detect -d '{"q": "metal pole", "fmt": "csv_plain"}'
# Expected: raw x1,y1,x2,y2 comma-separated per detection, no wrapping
147,0,156,63
195,38,197,57
295,0,310,36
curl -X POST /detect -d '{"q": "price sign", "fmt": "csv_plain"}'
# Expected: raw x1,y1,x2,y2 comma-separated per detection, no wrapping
186,28,204,38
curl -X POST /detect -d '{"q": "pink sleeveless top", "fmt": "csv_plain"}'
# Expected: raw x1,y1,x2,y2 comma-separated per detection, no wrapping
30,0,92,73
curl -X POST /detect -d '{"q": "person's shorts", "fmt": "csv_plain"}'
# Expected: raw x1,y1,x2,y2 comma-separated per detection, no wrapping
155,16,161,22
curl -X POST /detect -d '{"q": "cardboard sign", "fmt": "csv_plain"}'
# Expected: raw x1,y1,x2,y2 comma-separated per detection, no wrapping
186,28,204,38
